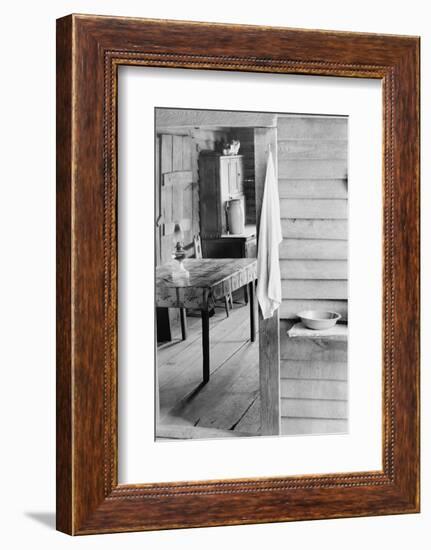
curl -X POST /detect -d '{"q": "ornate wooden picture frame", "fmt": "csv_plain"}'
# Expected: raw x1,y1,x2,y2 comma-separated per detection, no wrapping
56,14,420,535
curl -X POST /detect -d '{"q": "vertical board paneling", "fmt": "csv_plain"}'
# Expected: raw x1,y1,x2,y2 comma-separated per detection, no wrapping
182,136,192,170
155,136,161,266
172,135,183,171
160,134,172,174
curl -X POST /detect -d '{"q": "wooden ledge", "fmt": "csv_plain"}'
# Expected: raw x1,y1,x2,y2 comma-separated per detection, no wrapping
287,321,348,341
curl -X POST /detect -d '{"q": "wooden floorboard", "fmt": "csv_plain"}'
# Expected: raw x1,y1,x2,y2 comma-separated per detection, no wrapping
234,395,261,434
158,308,252,415
170,341,259,430
156,304,260,439
157,425,256,440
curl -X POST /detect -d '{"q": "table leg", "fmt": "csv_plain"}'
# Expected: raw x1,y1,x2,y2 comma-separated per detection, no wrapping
201,309,210,383
224,296,230,317
180,308,187,340
243,285,249,304
249,281,256,342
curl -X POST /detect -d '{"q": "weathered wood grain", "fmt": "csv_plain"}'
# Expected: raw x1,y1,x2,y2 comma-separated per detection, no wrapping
282,219,347,240
280,259,347,280
172,135,183,171
280,336,348,361
281,398,348,419
163,170,193,187
156,108,277,129
278,159,348,180
277,139,348,160
162,218,191,237
280,239,348,260
182,136,192,170
254,127,280,437
159,136,194,262
280,379,347,400
157,424,254,439
158,311,252,412
160,134,172,174
287,321,348,340
234,395,261,434
281,417,348,435
279,179,348,199
280,198,348,219
277,117,348,140
280,359,347,380
171,341,259,431
282,279,348,300
278,116,348,325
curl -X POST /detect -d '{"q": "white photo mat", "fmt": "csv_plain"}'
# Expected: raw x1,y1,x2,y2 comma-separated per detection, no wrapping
117,66,382,484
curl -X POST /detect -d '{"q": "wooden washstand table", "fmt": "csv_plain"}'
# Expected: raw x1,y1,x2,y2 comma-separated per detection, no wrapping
156,258,257,384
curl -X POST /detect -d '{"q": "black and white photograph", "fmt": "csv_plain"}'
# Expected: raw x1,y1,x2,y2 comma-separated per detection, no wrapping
155,107,348,441
0,0,425,545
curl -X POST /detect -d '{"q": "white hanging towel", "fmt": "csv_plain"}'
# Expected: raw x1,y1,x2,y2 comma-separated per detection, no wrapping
256,149,283,319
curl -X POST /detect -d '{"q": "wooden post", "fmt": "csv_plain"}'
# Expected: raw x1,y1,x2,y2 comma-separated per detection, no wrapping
254,127,281,436
180,308,187,340
201,309,210,383
249,281,256,342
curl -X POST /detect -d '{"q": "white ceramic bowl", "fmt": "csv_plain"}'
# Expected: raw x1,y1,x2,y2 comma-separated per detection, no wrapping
297,310,341,330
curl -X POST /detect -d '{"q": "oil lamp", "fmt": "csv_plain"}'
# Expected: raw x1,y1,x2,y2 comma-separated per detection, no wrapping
171,223,189,281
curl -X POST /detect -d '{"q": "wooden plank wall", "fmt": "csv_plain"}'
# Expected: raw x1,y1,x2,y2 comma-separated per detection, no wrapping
156,127,228,261
159,134,194,264
279,320,348,435
277,116,348,436
277,116,348,320
155,125,227,339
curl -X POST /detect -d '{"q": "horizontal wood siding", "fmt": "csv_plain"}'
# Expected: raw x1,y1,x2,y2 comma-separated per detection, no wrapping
277,116,348,140
279,179,348,199
281,280,348,300
281,418,348,435
280,379,347,400
280,239,347,260
280,260,347,280
281,360,347,380
278,159,347,179
281,398,347,419
277,116,348,323
279,316,348,435
280,199,347,219
277,139,347,160
282,219,347,240
156,108,277,129
279,334,348,361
